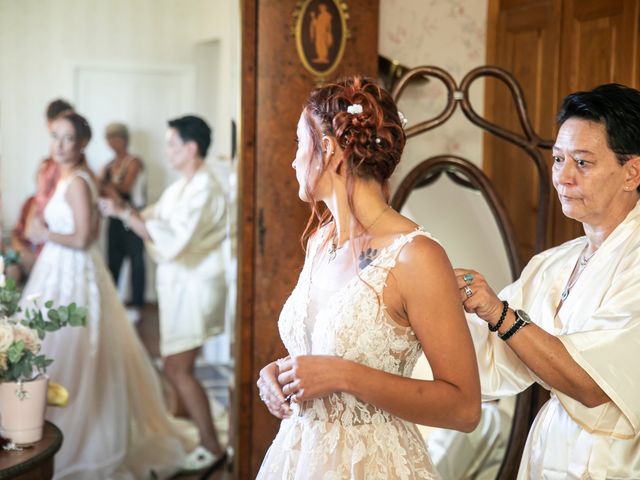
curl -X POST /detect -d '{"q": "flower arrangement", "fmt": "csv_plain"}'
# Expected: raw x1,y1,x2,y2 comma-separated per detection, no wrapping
0,256,87,383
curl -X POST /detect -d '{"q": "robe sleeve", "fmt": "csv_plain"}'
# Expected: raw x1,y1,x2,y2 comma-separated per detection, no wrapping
468,280,539,400
143,175,225,263
556,258,640,439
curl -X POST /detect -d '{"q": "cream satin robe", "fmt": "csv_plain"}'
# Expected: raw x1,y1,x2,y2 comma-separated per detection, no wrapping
142,165,227,356
468,201,640,479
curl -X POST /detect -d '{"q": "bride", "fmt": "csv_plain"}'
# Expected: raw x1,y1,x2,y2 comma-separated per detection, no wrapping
23,111,193,479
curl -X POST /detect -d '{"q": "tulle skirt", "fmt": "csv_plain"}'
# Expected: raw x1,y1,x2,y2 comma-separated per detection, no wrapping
21,243,195,479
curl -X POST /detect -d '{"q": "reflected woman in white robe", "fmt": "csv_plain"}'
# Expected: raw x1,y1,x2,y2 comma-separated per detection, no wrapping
455,83,640,478
99,115,227,473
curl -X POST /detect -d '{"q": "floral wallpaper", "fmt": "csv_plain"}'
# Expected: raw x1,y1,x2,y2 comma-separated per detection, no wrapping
379,0,512,293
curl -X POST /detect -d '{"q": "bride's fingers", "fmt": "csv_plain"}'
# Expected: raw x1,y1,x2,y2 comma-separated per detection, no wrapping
277,369,295,387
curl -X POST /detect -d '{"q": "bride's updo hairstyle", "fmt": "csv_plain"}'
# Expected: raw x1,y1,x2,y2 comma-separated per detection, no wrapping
56,111,93,170
301,76,406,241
59,111,92,146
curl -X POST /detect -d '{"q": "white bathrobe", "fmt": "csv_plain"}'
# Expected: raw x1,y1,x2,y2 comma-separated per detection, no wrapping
469,200,640,479
143,165,227,356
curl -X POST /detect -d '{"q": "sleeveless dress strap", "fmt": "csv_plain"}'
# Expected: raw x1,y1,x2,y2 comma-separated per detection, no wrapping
63,170,98,203
365,228,437,290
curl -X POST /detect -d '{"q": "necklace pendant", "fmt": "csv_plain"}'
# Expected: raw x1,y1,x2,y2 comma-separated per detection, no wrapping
327,243,337,262
560,288,569,301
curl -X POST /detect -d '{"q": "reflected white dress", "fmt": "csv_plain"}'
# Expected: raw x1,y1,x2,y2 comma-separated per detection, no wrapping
257,228,440,480
20,171,192,480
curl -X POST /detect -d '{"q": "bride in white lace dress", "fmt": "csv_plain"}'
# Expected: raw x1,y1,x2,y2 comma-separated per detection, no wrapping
23,112,192,479
256,77,482,479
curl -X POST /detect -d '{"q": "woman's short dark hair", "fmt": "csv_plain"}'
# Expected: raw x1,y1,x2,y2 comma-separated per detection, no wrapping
557,83,640,165
168,115,212,158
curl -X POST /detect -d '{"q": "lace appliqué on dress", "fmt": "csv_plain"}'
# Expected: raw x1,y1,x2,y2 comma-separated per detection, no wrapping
258,228,440,480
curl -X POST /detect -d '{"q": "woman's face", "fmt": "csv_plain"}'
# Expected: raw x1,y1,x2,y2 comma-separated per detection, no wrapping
50,118,84,166
106,134,127,154
552,118,633,226
292,112,321,202
165,128,191,171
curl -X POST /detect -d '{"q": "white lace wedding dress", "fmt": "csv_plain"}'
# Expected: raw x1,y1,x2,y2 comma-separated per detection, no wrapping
20,171,193,479
257,228,440,480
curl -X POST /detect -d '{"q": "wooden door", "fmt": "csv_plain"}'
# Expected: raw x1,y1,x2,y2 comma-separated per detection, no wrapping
484,0,562,262
552,0,640,244
237,1,379,478
486,0,640,253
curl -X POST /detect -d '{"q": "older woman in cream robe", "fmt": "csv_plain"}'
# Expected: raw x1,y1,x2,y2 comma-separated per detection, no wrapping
99,115,227,472
455,83,640,479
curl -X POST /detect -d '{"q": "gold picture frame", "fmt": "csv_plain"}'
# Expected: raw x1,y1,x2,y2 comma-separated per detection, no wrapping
293,0,349,79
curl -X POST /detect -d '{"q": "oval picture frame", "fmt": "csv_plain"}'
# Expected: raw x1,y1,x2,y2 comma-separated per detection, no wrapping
295,0,348,78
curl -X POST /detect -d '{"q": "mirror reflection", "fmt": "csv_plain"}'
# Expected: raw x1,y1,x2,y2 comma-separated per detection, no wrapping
0,1,238,477
395,163,516,479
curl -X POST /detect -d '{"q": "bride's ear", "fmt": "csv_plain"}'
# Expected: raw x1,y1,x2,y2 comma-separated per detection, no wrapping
321,135,344,173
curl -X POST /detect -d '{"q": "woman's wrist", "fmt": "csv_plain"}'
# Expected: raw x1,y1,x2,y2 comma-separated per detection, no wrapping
119,204,133,228
335,357,355,394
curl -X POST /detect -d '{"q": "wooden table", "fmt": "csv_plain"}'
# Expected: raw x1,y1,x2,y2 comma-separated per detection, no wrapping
0,422,63,479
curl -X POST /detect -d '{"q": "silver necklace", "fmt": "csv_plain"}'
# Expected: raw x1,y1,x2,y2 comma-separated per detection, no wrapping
327,205,391,262
560,247,596,301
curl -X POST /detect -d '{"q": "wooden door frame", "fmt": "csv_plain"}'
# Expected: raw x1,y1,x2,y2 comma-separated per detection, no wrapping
235,1,257,479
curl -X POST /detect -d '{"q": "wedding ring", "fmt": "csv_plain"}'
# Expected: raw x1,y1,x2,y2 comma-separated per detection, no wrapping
463,273,474,284
463,285,473,298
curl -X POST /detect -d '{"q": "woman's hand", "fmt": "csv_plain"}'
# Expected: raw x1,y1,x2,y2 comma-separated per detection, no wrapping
25,217,48,245
97,196,123,218
454,268,504,327
276,355,345,404
257,360,292,419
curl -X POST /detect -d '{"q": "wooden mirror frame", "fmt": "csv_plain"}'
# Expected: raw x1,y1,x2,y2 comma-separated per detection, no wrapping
390,65,554,479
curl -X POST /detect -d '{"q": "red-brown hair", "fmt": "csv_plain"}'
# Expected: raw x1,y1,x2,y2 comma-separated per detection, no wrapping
300,76,406,247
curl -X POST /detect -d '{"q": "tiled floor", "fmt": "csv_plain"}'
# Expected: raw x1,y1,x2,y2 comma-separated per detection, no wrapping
134,304,233,480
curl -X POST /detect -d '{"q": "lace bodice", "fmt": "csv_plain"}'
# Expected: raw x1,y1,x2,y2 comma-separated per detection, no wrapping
278,227,430,425
44,170,97,235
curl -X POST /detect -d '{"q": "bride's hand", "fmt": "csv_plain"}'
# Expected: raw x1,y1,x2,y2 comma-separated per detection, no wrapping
277,355,345,403
257,359,292,419
25,217,48,245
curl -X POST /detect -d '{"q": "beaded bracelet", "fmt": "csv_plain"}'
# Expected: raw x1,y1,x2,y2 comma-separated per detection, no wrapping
488,300,509,332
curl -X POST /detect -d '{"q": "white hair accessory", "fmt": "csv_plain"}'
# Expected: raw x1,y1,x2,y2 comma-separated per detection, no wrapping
398,111,408,128
347,104,363,115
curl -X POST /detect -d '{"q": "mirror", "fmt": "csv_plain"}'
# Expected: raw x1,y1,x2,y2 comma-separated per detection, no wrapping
391,156,518,480
384,63,553,478
0,0,239,467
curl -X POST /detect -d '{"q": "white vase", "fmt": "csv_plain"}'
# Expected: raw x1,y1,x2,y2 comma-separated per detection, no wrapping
0,376,49,445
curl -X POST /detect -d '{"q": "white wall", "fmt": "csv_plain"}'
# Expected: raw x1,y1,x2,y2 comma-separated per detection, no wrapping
0,0,239,227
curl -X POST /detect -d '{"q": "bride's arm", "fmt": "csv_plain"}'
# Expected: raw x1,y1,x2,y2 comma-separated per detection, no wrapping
40,177,94,249
277,236,482,432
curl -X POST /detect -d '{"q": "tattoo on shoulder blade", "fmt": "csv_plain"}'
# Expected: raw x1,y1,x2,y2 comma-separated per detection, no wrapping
358,248,379,270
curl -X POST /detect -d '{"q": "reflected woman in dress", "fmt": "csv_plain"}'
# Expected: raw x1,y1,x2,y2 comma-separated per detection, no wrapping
99,122,147,321
22,111,191,479
256,77,481,479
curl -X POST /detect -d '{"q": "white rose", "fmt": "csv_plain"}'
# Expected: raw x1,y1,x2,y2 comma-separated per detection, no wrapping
0,324,15,353
13,325,41,354
0,273,5,288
